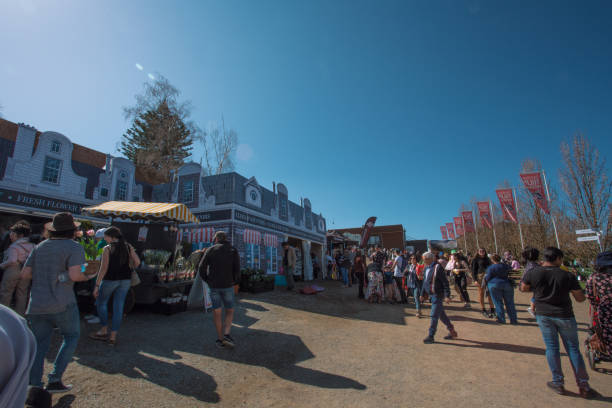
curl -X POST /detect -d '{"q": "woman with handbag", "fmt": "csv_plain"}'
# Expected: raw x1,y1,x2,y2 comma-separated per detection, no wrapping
89,226,140,345
585,251,612,356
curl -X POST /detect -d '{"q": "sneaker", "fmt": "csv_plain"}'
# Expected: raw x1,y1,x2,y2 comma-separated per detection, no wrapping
423,336,434,344
488,309,496,318
83,314,95,320
222,334,235,348
546,381,565,395
526,307,536,318
464,303,471,308
481,310,489,318
86,316,101,324
215,339,225,349
45,382,73,394
579,387,600,399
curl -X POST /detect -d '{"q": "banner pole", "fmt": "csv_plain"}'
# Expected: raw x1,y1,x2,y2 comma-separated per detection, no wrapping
489,200,499,253
473,206,480,249
541,170,560,248
512,188,525,250
463,229,468,253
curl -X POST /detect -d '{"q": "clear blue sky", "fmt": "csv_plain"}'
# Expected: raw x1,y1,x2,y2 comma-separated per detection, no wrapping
1,0,611,239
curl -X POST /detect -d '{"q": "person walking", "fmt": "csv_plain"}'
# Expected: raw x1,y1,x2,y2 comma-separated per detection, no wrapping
89,227,140,346
0,222,35,315
352,250,367,299
484,254,517,324
392,250,407,304
521,247,540,318
420,252,457,343
471,248,495,318
520,247,599,399
340,250,352,287
406,254,423,317
282,242,296,290
199,231,241,349
20,212,96,393
451,253,471,308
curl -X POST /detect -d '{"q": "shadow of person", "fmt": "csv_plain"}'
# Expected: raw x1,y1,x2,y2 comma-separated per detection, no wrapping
53,394,75,408
436,338,549,356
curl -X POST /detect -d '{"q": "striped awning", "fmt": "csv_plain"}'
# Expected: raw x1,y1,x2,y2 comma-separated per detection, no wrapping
178,227,215,243
82,201,198,224
243,229,261,245
263,233,278,247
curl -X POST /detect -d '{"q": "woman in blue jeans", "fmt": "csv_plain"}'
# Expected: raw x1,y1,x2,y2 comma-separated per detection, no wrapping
406,255,423,317
484,254,518,324
90,227,140,345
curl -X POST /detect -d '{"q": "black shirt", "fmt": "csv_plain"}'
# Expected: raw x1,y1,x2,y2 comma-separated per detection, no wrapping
199,241,241,289
522,266,581,318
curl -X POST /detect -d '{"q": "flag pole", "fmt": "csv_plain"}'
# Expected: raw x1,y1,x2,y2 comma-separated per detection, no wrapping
512,188,525,250
489,200,499,253
463,227,468,253
542,170,560,248
473,206,480,249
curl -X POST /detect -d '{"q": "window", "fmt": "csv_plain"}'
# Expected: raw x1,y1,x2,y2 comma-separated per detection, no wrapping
182,180,194,203
115,181,128,201
51,140,61,153
100,188,108,197
245,244,260,269
42,157,62,184
266,246,278,274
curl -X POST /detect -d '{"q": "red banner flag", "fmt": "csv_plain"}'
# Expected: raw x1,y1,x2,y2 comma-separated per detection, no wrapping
359,217,377,248
496,189,518,223
461,211,475,233
520,172,550,214
477,201,493,229
446,222,455,240
454,217,464,236
440,226,448,240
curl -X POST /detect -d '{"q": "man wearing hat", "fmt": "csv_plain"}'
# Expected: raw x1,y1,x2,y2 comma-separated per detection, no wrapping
20,212,97,394
198,231,241,349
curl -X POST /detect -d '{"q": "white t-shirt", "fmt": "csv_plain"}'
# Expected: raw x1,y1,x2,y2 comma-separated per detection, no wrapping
393,255,404,277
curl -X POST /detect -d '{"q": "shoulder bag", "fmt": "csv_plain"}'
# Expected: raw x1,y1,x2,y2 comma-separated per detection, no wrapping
127,244,141,287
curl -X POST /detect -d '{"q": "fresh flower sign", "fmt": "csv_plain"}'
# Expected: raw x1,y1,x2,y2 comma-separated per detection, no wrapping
454,217,464,236
461,211,475,233
477,202,493,229
520,172,550,214
496,189,518,223
446,222,455,240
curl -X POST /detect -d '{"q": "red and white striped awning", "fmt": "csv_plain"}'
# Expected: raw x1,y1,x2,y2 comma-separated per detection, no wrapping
243,229,261,245
178,227,215,243
263,233,278,247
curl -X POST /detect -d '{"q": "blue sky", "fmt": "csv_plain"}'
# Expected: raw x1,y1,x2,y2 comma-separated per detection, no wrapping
1,0,611,239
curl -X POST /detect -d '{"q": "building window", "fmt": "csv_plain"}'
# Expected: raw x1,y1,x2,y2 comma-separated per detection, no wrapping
51,140,61,153
245,244,260,269
42,157,62,184
115,181,128,201
100,188,108,197
182,181,194,203
266,246,278,274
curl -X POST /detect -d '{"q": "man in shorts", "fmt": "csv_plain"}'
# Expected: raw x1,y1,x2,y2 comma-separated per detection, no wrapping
199,231,241,349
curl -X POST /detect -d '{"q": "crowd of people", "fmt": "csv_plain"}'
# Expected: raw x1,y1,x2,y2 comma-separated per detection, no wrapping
325,244,610,399
0,212,610,405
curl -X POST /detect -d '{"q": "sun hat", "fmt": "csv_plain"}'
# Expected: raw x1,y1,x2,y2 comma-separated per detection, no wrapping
94,228,108,239
45,212,80,232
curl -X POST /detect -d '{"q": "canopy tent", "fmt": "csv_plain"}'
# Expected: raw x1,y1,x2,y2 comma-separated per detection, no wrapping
82,201,199,224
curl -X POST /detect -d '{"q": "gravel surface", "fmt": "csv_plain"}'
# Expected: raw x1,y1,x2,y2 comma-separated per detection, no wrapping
41,281,611,407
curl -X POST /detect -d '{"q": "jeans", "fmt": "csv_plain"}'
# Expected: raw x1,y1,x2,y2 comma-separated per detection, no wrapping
453,273,470,303
28,302,80,387
428,294,454,337
97,279,131,332
412,287,422,311
210,287,235,310
341,267,349,285
285,266,295,289
488,281,517,323
535,315,589,388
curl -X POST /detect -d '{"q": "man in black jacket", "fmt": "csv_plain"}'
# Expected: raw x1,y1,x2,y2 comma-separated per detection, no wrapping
199,231,240,349
420,252,457,344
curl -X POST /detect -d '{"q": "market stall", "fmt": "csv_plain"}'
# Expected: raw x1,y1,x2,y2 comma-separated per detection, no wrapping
82,201,200,314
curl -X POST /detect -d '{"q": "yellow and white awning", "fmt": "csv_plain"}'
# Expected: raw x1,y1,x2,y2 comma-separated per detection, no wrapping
82,201,199,224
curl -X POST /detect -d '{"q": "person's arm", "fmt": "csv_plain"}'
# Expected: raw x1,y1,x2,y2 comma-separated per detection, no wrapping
21,266,32,280
0,246,18,269
569,274,585,302
129,245,141,268
440,265,451,301
585,275,597,304
520,269,532,292
92,248,110,296
484,266,493,283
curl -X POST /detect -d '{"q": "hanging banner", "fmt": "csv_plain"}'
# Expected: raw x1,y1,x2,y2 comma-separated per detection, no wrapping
359,216,377,248
477,202,493,229
454,217,464,236
440,226,448,240
461,211,475,233
446,222,455,240
520,172,550,214
496,189,518,223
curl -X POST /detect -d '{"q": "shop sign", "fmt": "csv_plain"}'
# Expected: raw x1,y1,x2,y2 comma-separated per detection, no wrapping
0,188,84,214
234,210,324,243
193,209,232,222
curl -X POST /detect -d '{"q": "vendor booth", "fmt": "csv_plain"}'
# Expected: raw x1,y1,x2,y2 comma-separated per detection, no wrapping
82,201,200,314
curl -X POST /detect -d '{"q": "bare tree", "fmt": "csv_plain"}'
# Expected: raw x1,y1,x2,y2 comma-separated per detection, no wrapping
201,116,238,175
560,133,611,249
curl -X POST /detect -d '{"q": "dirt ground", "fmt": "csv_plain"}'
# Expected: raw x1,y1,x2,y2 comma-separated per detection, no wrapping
42,280,611,408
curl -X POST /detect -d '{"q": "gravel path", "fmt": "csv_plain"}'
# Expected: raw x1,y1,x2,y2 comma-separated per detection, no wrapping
42,281,611,407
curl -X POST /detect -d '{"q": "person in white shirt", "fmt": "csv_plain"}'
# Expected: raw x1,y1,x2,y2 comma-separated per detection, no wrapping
392,250,407,304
